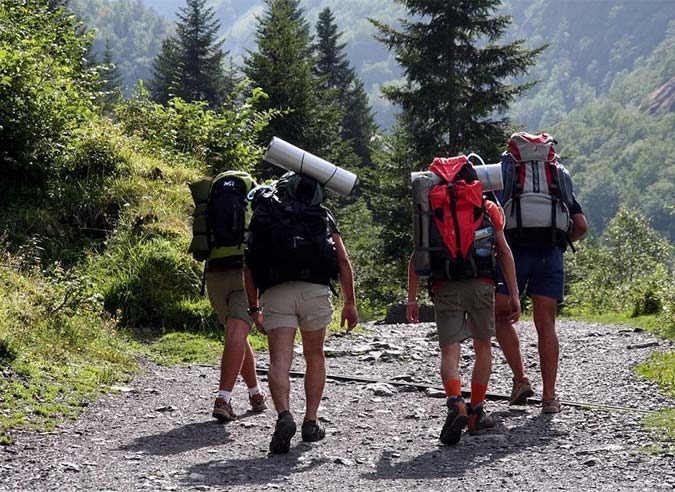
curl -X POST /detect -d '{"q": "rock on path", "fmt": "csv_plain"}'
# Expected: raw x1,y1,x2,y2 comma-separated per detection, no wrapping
1,320,674,491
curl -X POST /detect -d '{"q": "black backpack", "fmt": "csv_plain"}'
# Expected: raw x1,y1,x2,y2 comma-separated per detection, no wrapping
188,170,255,262
246,174,338,292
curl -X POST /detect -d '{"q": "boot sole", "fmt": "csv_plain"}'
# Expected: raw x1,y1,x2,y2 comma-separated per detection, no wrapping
440,414,468,445
269,421,297,454
509,388,534,405
212,412,236,423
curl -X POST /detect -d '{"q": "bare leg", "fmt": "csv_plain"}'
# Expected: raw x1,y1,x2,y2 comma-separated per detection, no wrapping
239,340,259,389
440,343,461,384
267,327,296,414
532,295,559,401
301,328,327,421
471,338,492,386
217,319,251,392
495,293,527,380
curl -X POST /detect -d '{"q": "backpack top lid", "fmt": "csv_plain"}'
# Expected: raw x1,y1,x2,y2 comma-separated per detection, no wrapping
508,132,557,163
277,171,325,206
429,155,475,183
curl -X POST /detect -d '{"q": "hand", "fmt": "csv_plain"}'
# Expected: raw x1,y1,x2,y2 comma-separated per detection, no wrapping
341,302,359,332
251,311,266,335
406,302,419,323
508,294,521,324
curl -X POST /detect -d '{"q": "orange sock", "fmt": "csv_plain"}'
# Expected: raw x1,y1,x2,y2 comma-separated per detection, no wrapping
470,383,488,406
443,378,462,397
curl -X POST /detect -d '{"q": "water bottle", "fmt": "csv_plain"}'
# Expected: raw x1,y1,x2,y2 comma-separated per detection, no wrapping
474,226,495,256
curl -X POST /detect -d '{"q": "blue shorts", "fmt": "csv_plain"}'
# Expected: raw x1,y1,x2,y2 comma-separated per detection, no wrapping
496,246,565,301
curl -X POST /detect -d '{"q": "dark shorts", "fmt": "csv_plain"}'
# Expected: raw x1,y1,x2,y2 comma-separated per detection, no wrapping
496,245,565,301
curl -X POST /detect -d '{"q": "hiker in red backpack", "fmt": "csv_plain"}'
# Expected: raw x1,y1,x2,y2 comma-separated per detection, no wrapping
407,155,520,445
495,132,588,414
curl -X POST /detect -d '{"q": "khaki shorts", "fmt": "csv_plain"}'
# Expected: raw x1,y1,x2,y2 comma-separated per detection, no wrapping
205,269,251,326
433,279,495,346
262,281,333,332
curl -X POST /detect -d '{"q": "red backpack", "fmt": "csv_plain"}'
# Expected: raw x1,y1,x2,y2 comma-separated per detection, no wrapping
501,132,575,247
426,156,496,281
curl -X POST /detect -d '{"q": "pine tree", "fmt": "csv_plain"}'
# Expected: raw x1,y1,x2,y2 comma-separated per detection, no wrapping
149,36,181,105
99,38,124,108
244,0,318,153
371,0,545,162
149,0,229,108
314,8,376,168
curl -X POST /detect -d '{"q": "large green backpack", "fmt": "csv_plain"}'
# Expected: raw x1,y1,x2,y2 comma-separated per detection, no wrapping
188,170,256,262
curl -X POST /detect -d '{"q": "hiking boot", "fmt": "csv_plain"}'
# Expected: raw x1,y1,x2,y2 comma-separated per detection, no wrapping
212,398,236,422
509,377,534,405
249,392,267,413
440,396,468,445
301,419,326,442
269,411,297,454
468,401,496,435
542,396,562,414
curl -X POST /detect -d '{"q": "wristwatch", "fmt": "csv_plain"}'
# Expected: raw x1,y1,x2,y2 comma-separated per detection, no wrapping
247,306,261,315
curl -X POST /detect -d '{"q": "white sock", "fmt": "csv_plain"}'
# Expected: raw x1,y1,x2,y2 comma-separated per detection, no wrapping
248,385,262,397
217,390,232,403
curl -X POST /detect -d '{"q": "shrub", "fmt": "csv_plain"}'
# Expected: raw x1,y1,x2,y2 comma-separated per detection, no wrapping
116,83,278,173
92,236,201,330
0,3,97,186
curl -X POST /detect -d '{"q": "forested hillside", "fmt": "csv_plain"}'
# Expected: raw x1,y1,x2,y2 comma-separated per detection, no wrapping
70,0,172,91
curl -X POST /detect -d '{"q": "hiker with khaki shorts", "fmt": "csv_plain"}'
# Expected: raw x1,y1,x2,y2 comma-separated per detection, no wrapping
245,172,358,454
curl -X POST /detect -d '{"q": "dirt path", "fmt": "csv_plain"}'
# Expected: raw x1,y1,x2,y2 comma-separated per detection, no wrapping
2,320,675,491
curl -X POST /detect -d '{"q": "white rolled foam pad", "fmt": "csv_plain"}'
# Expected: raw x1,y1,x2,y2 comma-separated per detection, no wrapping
410,163,503,192
473,163,503,191
264,137,358,197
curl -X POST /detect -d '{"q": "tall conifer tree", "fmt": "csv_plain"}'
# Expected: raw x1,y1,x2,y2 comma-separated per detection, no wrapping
244,0,317,152
314,8,376,168
149,0,229,108
371,0,545,162
99,38,124,108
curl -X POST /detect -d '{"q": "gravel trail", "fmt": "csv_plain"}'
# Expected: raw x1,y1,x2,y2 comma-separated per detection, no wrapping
1,320,674,491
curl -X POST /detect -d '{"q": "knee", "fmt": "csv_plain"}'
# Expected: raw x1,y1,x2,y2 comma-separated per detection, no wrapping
473,338,492,354
303,347,325,364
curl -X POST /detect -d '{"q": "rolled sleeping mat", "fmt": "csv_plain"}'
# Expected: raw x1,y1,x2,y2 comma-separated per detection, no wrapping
473,163,503,192
411,171,441,276
263,137,358,197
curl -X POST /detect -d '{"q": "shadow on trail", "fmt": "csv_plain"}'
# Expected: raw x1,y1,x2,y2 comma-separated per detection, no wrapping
119,420,232,456
181,444,329,488
364,411,560,481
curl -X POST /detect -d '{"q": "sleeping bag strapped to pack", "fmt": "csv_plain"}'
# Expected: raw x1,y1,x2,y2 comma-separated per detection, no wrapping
188,170,256,263
501,132,574,247
246,172,339,292
422,156,496,281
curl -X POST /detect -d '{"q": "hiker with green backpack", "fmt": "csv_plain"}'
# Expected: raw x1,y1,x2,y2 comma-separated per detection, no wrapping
244,171,358,454
188,170,267,422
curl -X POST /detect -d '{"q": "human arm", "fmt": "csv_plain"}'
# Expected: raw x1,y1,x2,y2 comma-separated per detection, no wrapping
334,233,358,331
568,213,588,243
494,230,521,324
243,266,265,334
406,253,420,323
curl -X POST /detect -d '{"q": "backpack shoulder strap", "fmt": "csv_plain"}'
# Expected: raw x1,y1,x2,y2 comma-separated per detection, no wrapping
501,153,516,202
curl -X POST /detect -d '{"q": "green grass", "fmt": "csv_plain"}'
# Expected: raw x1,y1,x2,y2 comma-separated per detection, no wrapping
637,351,675,439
